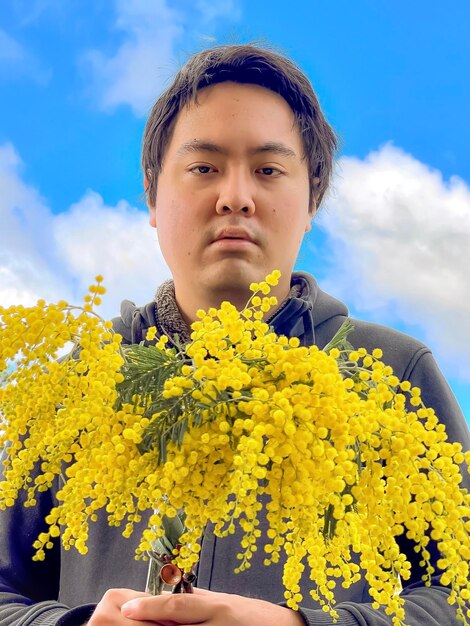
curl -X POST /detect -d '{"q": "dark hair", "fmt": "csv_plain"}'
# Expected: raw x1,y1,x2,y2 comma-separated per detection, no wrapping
142,44,337,210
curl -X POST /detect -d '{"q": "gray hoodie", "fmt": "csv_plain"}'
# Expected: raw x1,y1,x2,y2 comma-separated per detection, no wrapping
0,273,468,626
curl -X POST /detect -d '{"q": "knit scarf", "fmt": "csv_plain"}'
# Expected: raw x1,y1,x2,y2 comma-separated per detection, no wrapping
154,280,302,345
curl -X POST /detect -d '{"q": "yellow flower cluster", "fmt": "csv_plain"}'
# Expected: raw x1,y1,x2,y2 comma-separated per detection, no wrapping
0,277,125,554
0,271,469,626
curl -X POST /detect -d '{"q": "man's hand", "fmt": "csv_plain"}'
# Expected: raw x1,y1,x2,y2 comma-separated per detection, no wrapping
121,588,305,626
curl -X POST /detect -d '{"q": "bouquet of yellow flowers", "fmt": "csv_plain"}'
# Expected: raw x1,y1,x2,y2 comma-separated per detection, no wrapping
0,272,469,626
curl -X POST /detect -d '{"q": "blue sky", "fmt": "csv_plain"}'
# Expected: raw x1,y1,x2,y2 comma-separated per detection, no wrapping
1,0,469,420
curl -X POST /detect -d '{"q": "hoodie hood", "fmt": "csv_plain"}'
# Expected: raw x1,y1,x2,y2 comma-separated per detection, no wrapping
112,271,349,348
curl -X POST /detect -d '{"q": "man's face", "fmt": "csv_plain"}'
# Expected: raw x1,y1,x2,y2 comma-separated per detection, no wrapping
149,81,313,308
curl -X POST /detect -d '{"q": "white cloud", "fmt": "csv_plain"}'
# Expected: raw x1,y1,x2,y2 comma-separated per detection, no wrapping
195,0,241,22
0,143,67,306
82,0,184,116
82,0,239,116
53,191,171,319
0,29,24,61
318,144,470,379
10,0,62,26
0,28,51,84
0,142,170,321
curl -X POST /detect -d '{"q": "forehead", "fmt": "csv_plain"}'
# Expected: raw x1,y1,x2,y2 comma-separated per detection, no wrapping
166,82,303,157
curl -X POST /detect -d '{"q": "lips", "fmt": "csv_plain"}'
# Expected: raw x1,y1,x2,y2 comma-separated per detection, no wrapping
212,227,257,244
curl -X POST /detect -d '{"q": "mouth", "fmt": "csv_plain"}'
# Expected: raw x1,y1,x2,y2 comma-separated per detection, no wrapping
212,235,256,254
211,229,257,245
211,237,257,249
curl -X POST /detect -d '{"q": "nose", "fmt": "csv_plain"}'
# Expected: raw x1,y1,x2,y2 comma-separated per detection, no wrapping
215,168,255,216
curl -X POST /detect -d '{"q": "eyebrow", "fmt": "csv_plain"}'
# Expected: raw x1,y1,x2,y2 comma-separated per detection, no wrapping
175,140,297,159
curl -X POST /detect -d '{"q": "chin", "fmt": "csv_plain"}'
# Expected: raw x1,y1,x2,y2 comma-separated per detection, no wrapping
202,268,259,305
210,261,268,284
211,276,253,295
212,273,262,292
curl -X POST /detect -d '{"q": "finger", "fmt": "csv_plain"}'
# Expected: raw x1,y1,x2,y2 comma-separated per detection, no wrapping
89,589,155,626
191,587,211,595
104,589,153,605
122,593,209,624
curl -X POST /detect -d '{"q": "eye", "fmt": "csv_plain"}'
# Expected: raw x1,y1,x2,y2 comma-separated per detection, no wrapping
257,167,283,177
189,165,216,174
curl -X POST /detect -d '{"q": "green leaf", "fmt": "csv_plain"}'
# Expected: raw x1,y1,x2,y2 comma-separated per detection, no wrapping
115,344,180,412
323,318,355,355
150,511,187,556
163,510,186,546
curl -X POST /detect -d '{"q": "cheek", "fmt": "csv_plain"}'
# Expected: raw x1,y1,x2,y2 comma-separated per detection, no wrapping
274,205,309,239
156,202,199,257
155,199,180,233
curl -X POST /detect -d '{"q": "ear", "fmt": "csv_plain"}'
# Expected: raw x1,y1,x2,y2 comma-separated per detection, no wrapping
149,206,156,229
144,173,157,228
306,201,316,230
307,176,320,225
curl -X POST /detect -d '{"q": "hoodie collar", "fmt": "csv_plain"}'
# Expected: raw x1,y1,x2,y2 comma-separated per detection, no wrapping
115,271,349,348
269,272,349,346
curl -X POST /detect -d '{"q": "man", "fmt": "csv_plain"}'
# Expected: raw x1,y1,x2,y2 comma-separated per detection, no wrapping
0,44,469,626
